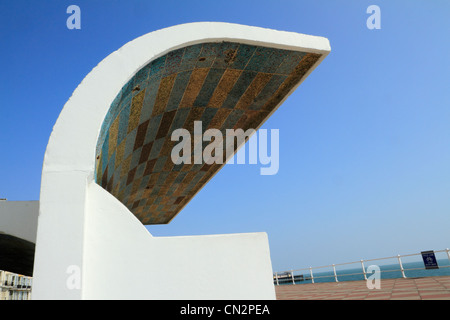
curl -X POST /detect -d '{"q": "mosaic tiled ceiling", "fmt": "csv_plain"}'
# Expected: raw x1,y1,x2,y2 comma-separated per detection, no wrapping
95,41,321,224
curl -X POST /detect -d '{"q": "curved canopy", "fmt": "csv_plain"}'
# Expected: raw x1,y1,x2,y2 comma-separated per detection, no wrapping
95,40,322,224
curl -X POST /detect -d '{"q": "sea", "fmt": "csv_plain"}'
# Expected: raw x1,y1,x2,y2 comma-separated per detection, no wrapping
275,258,450,285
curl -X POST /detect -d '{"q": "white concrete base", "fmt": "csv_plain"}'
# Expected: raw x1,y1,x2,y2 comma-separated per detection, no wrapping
34,182,275,300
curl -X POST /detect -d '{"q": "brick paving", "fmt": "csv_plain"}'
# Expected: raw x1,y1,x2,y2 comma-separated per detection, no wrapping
275,275,450,300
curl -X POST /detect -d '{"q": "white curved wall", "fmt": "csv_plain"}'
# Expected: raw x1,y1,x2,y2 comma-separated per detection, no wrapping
42,22,330,173
32,22,330,300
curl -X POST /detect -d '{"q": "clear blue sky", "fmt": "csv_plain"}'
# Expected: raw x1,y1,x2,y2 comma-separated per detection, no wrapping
1,1,449,271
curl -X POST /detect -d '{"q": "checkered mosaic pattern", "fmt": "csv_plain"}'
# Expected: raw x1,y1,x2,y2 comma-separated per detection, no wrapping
95,41,321,224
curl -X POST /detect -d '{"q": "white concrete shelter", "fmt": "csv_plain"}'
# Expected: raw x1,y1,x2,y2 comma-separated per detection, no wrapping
30,22,330,299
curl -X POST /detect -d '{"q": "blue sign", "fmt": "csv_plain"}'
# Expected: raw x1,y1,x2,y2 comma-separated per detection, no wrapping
421,251,439,270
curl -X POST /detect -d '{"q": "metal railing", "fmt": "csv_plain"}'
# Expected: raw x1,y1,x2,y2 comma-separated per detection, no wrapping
0,270,32,300
274,248,450,285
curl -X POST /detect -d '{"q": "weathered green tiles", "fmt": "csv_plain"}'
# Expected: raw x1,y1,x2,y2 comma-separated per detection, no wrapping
95,41,321,224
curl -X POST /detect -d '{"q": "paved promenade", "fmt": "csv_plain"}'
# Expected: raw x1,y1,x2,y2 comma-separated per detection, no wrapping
275,276,450,300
